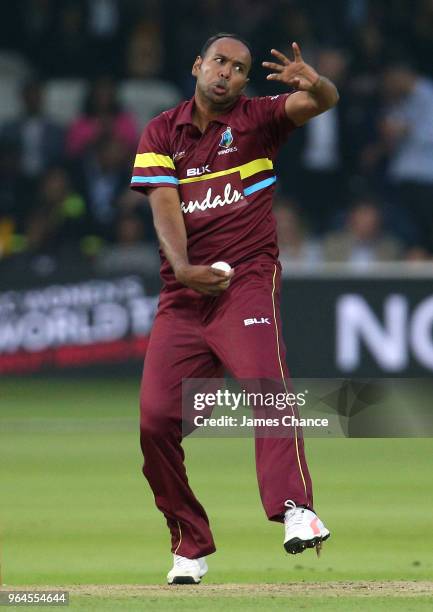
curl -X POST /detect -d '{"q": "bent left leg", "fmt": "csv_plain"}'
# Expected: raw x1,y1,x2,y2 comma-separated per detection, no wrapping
204,260,313,521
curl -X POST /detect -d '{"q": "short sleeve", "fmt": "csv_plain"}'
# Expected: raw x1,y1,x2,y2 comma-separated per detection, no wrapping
248,94,296,156
130,115,178,194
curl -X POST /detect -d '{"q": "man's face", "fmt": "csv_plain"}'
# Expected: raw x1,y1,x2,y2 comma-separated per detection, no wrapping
192,38,251,109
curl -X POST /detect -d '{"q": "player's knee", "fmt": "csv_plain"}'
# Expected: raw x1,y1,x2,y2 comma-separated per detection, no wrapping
140,411,173,439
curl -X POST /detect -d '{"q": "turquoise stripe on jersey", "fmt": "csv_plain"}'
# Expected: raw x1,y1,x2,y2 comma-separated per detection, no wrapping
243,176,277,196
131,175,179,185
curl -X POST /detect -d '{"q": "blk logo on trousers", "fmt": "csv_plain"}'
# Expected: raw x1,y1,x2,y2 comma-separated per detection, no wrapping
244,317,271,326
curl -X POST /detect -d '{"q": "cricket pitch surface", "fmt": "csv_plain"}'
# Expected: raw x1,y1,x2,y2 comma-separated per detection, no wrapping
15,581,433,596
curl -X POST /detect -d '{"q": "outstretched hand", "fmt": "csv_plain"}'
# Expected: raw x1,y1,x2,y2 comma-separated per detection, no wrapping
262,42,320,92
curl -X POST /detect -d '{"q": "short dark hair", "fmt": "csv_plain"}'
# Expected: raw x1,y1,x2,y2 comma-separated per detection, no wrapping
200,32,253,64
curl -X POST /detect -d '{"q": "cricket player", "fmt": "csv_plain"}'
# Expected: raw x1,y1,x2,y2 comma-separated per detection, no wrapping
130,33,339,584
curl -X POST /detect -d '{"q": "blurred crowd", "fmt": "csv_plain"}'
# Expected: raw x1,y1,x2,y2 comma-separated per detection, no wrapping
1,0,433,276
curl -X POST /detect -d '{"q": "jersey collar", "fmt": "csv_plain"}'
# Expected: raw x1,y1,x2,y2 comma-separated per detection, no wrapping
176,95,245,129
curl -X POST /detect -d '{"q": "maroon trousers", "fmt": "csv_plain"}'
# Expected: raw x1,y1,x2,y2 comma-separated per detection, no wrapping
139,259,313,558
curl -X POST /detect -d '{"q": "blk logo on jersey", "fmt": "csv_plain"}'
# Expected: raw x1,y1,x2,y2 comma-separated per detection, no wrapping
186,165,211,177
244,317,271,326
219,126,234,148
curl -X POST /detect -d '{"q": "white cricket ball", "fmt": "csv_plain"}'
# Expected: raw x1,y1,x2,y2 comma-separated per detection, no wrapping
211,261,232,273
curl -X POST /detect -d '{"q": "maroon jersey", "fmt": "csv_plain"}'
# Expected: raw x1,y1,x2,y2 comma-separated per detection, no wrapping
131,94,295,289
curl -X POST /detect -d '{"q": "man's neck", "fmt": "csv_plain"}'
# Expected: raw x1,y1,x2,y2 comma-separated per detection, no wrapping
192,89,237,133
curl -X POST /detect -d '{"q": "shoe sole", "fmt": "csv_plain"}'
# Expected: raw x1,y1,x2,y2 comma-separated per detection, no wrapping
168,576,201,585
284,533,330,555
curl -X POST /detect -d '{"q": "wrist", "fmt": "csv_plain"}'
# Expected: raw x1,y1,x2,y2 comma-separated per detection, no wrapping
308,74,339,107
310,74,322,92
173,260,191,281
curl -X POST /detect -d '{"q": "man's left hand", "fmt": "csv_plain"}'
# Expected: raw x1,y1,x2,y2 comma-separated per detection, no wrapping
262,42,319,91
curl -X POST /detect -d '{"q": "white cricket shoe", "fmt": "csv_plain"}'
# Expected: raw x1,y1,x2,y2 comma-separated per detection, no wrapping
167,554,208,585
284,499,330,555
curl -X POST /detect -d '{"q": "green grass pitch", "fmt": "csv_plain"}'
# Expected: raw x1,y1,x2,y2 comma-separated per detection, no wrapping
1,377,432,610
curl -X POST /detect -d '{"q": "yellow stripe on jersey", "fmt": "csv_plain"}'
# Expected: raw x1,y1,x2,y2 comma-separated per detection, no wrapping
179,158,273,184
134,152,175,170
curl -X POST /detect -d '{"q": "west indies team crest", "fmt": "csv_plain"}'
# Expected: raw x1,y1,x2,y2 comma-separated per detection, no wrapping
219,126,234,148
